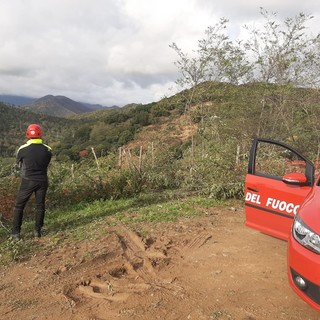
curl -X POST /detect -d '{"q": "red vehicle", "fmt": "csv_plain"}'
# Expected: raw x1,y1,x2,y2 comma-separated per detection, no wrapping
245,138,320,312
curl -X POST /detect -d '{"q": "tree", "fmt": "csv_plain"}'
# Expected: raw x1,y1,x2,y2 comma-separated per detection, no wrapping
244,8,320,87
243,9,320,141
74,125,91,143
170,18,229,90
170,17,254,91
170,8,320,143
171,9,320,89
90,122,109,143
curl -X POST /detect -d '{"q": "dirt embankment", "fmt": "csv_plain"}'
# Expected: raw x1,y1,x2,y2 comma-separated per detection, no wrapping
0,206,319,320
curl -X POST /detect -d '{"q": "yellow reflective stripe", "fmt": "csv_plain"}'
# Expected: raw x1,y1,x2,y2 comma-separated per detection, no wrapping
43,144,52,151
17,143,29,152
17,139,52,152
27,139,43,144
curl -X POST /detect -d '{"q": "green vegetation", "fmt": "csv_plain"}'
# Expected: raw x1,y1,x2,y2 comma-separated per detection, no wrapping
0,193,227,264
0,103,70,157
1,81,320,265
0,9,319,264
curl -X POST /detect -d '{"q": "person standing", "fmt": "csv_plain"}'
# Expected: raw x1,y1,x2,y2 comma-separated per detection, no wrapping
11,124,52,240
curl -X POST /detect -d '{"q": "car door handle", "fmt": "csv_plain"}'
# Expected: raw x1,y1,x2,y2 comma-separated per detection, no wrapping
247,187,259,192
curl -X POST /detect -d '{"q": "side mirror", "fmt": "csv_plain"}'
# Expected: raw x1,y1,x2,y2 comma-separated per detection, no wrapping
282,172,307,185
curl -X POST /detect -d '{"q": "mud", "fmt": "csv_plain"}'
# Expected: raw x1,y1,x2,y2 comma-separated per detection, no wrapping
0,206,319,320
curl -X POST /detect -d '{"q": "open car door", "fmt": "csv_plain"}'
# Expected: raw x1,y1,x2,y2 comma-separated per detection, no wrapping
245,138,315,240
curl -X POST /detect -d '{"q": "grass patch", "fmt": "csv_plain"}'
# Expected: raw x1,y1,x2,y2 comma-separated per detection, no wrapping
209,310,224,319
115,196,224,224
10,298,38,310
0,237,40,264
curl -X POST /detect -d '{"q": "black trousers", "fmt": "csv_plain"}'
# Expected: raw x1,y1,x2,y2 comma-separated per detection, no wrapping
12,178,48,234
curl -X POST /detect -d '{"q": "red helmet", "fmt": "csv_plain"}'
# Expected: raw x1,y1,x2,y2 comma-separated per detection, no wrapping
26,124,42,138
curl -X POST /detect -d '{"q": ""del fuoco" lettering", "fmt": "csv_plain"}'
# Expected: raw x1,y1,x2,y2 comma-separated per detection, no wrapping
245,192,261,204
245,192,300,215
266,197,300,215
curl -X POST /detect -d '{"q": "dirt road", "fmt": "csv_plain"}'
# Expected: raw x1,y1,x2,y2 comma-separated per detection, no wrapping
0,205,319,320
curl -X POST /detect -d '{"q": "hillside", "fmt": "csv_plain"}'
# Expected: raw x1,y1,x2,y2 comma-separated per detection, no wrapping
23,95,92,117
2,81,320,162
0,103,72,157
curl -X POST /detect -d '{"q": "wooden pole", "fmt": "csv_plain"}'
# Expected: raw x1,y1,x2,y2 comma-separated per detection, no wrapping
236,145,240,165
118,147,122,168
91,147,100,170
139,146,143,172
71,163,74,179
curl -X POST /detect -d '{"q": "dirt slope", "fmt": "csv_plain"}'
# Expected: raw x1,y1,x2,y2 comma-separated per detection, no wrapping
0,206,319,320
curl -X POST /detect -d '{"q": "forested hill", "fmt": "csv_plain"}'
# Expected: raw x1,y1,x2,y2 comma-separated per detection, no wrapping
1,82,320,161
22,95,92,117
0,103,71,157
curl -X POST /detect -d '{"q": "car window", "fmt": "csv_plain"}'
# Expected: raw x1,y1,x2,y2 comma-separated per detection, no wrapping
255,142,306,179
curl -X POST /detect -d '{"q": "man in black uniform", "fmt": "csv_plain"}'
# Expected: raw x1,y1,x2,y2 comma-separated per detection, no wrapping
11,124,52,240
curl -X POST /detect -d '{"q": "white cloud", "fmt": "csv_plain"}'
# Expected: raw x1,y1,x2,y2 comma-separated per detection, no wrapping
0,0,319,106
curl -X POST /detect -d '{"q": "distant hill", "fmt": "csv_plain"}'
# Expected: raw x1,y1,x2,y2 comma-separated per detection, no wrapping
0,94,117,116
0,102,72,157
23,95,93,117
0,95,35,106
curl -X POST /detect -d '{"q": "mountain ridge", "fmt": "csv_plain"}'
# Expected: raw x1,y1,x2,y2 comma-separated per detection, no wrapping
22,95,91,117
0,94,116,117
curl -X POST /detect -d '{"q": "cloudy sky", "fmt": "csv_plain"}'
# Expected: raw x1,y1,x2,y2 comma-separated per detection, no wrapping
0,0,319,106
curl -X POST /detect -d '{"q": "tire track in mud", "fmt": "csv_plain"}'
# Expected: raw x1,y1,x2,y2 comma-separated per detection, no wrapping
15,226,184,308
114,226,183,291
182,232,213,252
54,226,186,320
0,235,123,319
69,226,183,306
1,223,215,320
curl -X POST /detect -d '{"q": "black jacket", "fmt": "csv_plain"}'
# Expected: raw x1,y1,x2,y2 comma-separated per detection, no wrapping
16,139,52,181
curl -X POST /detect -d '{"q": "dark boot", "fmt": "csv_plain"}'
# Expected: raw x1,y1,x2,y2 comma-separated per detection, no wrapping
12,207,24,235
34,230,41,238
35,204,45,236
10,233,21,241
